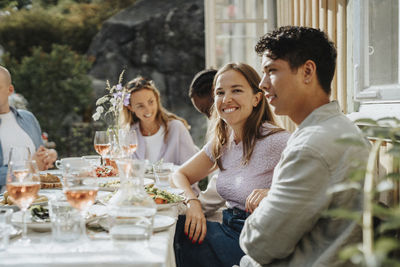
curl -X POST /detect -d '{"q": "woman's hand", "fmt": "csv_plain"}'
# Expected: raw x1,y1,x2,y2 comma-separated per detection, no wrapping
245,188,270,213
185,199,207,244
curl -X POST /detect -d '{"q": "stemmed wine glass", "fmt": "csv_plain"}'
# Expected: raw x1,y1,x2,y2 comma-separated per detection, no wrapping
94,131,111,165
63,166,98,242
119,129,138,158
8,146,32,164
6,159,40,245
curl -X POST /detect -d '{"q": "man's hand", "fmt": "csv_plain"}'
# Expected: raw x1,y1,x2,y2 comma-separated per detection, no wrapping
33,146,57,171
245,188,270,213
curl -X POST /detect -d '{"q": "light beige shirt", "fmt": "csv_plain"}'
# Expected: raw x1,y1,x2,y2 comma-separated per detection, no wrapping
240,101,369,267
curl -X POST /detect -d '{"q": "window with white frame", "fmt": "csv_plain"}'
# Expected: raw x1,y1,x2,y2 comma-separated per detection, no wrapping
353,0,400,102
204,0,276,70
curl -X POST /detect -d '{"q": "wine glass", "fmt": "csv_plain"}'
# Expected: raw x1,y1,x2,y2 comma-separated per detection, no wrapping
8,146,32,164
6,160,40,245
63,166,98,242
119,129,138,158
94,131,111,165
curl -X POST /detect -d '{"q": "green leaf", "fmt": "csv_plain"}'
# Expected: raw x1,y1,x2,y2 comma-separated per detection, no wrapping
387,145,400,158
386,173,400,180
378,216,400,233
338,244,362,261
373,203,394,217
376,117,400,125
356,118,379,126
326,182,361,194
335,135,366,146
375,237,400,256
322,208,361,223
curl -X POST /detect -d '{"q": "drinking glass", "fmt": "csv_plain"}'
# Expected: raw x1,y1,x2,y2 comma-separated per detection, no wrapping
6,160,40,245
8,146,31,164
119,129,138,158
94,131,111,165
63,166,98,242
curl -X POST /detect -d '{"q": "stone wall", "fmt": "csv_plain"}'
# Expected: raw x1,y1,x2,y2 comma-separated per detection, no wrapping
88,0,208,146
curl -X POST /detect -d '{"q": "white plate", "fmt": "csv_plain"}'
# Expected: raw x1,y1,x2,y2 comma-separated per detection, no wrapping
156,201,183,211
98,178,154,191
153,214,176,232
0,190,53,211
95,213,176,233
11,211,51,232
162,187,184,195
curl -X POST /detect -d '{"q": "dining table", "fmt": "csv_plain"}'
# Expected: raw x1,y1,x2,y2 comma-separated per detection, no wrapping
0,187,181,267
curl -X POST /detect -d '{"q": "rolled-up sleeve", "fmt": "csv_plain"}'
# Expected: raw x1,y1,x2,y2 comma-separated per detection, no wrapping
240,146,331,265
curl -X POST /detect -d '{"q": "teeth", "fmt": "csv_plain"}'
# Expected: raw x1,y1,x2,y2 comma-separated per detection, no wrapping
266,94,276,101
144,114,152,118
223,108,236,113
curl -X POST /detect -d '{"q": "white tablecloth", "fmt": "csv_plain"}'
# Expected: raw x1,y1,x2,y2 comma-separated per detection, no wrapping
0,201,178,267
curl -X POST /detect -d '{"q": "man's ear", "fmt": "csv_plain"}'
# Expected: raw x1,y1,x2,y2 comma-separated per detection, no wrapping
303,60,316,84
8,84,14,96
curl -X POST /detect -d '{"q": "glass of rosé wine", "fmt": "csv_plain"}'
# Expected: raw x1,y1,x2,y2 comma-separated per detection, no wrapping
94,131,111,165
63,166,98,242
6,159,40,245
119,128,138,158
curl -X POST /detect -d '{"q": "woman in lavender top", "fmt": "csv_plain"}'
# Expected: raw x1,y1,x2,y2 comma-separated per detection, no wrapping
120,76,198,165
172,62,290,267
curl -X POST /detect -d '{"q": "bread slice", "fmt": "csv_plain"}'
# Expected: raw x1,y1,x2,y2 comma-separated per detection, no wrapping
40,173,60,183
40,182,62,189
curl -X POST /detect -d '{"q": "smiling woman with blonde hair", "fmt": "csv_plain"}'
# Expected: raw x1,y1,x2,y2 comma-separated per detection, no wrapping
120,76,197,165
172,62,290,267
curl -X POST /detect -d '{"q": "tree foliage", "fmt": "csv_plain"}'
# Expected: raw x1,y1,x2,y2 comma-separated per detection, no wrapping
0,0,137,60
2,44,93,156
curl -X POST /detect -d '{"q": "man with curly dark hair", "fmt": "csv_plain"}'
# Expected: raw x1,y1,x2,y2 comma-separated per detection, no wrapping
238,26,369,267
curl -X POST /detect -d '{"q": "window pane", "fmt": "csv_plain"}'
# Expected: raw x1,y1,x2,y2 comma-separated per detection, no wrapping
215,22,267,70
368,0,398,86
215,0,268,20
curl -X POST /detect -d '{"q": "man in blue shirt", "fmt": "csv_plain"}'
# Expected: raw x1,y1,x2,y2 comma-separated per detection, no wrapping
0,66,57,189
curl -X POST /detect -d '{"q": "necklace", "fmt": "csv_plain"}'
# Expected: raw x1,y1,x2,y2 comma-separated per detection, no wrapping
141,124,160,136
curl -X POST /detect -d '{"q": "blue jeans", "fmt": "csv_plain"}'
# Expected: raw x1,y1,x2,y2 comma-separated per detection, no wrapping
174,208,250,267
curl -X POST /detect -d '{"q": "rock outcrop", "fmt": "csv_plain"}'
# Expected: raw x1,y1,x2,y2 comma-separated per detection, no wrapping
88,0,208,145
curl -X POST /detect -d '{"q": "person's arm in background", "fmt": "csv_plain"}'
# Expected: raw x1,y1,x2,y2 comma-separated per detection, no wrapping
240,147,331,265
19,109,58,171
33,146,57,170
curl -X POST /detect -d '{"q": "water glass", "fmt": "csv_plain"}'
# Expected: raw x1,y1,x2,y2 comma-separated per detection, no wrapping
0,208,13,251
153,162,174,188
48,198,81,242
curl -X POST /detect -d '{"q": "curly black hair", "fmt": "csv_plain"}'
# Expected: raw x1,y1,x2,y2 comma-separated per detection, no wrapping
255,26,337,94
188,69,217,98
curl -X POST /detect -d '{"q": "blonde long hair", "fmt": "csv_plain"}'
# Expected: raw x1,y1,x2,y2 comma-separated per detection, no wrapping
209,62,284,170
120,76,190,141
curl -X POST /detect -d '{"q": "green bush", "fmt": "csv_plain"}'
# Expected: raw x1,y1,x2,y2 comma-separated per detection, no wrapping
0,0,137,60
2,44,93,157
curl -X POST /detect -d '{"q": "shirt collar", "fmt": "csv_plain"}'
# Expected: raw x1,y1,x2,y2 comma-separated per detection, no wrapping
297,101,341,130
9,106,21,118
